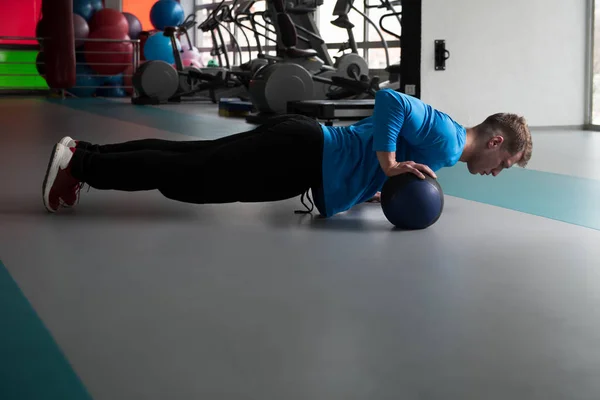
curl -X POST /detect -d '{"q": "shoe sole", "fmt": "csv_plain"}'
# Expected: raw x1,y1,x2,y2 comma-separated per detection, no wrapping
42,144,62,213
59,136,74,147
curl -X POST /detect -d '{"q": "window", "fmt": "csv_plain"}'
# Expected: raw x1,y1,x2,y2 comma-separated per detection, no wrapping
592,0,600,124
195,0,277,67
192,0,402,70
315,0,401,69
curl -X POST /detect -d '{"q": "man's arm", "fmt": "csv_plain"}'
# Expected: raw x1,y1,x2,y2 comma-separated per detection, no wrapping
372,89,405,156
371,90,436,179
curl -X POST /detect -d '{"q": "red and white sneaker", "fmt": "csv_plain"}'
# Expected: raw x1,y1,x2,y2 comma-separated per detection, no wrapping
59,136,78,148
42,143,82,213
57,137,86,208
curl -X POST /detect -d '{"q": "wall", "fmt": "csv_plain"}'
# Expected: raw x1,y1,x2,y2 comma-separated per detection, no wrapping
120,0,194,43
0,0,41,45
420,0,587,127
121,0,153,30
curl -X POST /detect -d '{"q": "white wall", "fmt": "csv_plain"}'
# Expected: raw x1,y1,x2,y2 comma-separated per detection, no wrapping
421,0,587,127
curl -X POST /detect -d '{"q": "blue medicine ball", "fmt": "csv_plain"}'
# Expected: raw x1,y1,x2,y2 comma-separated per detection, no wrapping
150,0,185,31
380,174,444,230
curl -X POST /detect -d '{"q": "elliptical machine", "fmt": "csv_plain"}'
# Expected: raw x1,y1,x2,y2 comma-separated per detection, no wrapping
131,16,219,105
132,6,249,105
228,0,273,80
246,0,378,122
363,0,402,90
329,0,370,82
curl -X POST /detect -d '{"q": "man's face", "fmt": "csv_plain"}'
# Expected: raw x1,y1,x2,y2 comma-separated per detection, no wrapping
467,136,523,177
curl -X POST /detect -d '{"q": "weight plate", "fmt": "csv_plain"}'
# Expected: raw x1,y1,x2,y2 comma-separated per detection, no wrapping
133,60,179,102
334,54,369,80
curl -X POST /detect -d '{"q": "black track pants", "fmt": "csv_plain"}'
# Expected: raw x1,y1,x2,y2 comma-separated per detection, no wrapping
69,114,324,204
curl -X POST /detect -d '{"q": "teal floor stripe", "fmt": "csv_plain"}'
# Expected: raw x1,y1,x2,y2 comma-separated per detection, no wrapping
437,163,600,231
0,261,92,400
48,97,247,139
50,98,600,230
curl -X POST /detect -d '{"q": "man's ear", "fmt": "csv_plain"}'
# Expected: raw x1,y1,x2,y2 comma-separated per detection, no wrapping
487,135,504,149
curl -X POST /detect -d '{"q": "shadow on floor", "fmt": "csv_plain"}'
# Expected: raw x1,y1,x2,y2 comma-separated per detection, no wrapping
0,197,198,222
0,195,402,232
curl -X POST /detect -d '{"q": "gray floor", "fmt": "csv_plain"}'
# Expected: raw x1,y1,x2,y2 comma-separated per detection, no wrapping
2,98,600,400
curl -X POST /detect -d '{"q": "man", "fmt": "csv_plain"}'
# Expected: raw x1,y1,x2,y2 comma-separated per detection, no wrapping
42,89,532,217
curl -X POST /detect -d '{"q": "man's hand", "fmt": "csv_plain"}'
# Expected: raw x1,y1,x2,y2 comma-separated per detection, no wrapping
384,161,437,179
376,151,436,179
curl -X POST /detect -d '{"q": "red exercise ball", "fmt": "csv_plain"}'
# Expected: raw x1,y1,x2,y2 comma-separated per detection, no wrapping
84,27,132,75
89,8,129,35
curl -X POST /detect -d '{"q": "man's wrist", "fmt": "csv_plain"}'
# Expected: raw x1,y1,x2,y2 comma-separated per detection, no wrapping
376,151,396,173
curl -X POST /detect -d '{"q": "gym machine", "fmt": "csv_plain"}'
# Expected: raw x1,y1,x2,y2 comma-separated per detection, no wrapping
365,0,402,89
131,4,249,105
228,0,273,77
270,0,334,67
246,0,379,124
132,16,225,105
330,0,370,82
287,0,413,125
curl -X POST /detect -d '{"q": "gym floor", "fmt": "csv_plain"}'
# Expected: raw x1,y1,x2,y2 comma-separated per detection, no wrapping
2,97,600,400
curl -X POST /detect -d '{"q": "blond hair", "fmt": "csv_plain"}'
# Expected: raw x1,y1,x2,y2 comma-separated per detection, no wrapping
475,113,532,167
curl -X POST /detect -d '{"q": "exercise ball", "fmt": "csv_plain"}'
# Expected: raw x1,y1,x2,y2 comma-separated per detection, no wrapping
181,46,203,68
123,12,143,40
144,32,181,64
36,19,47,47
89,8,129,35
99,86,128,97
150,0,185,31
91,0,103,12
35,52,46,77
71,63,105,97
73,0,94,21
97,74,127,97
73,13,90,47
84,27,133,75
104,73,123,86
380,174,444,230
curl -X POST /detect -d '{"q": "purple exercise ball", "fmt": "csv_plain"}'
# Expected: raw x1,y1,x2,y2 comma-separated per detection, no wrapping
123,12,142,40
73,13,90,48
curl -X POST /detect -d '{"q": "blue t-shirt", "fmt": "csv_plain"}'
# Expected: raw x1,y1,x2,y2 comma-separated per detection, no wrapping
312,89,467,217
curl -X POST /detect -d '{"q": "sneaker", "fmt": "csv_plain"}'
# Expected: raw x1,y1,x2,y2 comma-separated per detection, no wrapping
59,136,77,148
59,136,94,152
42,143,81,213
58,137,89,208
